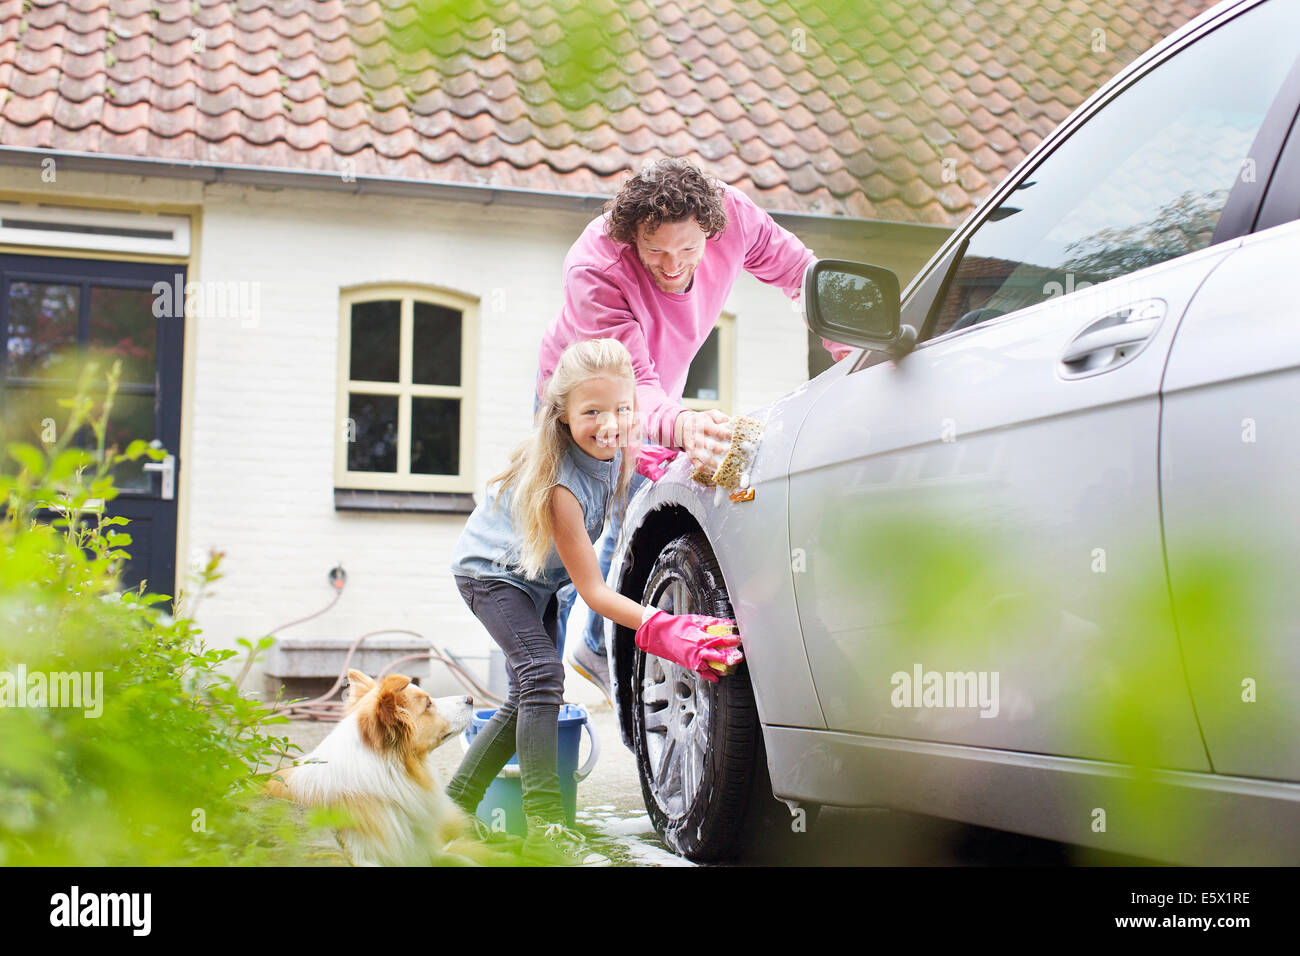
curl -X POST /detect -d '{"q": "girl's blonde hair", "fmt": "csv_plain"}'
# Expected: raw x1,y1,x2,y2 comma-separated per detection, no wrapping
489,338,639,579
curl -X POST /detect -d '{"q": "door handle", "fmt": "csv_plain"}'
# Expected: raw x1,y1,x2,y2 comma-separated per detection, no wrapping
1060,317,1159,363
1059,299,1166,377
142,449,175,500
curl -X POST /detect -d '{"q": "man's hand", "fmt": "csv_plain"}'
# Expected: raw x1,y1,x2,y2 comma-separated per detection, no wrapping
676,409,733,473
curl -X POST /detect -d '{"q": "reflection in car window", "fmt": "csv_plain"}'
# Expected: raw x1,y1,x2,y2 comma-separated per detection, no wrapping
926,0,1300,342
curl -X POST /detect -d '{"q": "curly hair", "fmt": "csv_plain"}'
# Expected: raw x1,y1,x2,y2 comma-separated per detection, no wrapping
604,158,729,245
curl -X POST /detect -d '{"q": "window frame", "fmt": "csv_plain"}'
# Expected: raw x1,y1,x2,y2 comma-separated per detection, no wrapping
680,312,735,415
334,283,477,494
1249,56,1300,233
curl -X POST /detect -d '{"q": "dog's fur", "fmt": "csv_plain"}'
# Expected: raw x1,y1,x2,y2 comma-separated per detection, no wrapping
267,669,485,866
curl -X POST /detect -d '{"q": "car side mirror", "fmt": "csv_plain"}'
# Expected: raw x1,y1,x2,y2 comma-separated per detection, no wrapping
802,259,916,358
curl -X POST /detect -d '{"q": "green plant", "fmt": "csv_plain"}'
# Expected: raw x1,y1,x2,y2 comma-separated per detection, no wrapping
0,358,338,865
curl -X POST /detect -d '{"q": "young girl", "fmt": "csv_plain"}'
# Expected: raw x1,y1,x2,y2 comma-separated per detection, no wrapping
446,337,741,865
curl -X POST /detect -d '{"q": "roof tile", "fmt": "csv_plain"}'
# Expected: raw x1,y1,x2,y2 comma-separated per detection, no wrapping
0,0,1218,224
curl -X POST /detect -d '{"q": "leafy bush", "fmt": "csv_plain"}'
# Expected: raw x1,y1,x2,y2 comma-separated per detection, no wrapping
0,359,336,865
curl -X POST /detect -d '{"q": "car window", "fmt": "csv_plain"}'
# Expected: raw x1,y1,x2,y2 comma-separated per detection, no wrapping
924,0,1300,343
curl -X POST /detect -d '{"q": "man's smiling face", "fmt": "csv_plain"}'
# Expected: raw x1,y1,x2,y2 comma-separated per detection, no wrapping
635,217,707,293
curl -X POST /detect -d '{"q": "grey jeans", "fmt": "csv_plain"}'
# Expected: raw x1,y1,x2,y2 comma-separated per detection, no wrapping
446,574,567,823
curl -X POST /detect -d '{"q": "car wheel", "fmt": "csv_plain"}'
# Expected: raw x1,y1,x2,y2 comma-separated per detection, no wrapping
632,530,764,862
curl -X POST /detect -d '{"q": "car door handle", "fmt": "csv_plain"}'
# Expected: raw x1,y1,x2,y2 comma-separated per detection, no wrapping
1059,299,1166,376
1060,317,1159,363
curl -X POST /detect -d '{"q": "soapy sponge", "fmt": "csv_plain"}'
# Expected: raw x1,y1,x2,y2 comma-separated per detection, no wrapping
704,622,740,674
690,415,762,491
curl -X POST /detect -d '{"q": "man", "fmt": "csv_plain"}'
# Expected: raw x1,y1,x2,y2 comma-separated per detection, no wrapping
535,157,853,700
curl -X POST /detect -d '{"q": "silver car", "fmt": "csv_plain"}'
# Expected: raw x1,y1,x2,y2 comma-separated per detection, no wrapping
606,0,1300,864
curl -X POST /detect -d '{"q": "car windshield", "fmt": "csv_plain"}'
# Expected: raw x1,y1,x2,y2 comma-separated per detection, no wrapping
925,0,1300,340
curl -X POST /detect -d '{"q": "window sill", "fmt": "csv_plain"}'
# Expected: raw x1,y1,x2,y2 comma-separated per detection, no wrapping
334,488,476,514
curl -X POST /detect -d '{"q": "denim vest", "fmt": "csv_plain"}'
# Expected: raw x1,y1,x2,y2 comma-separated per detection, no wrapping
449,438,622,618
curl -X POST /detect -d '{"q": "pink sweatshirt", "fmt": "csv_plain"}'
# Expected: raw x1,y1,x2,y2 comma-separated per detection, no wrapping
537,182,852,448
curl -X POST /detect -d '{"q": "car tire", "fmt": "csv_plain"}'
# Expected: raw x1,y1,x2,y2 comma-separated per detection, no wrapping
632,530,792,862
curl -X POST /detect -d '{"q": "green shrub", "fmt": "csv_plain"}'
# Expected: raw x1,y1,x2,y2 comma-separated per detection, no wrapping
0,359,336,865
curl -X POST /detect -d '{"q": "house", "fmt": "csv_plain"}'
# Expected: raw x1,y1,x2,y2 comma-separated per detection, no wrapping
0,0,1214,693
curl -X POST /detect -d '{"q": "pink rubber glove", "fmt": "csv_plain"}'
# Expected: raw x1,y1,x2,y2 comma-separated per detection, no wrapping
635,445,681,482
634,610,744,683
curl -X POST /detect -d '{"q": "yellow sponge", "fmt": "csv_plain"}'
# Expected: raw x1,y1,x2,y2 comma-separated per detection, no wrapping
690,416,763,491
704,622,740,674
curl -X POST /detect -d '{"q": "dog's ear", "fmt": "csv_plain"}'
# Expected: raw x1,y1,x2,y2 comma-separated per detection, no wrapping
377,674,411,696
358,674,415,752
345,670,375,711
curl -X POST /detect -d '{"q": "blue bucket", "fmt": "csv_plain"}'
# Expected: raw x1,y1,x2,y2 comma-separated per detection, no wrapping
460,703,600,837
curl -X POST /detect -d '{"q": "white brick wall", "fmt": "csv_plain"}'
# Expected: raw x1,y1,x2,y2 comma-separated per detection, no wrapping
0,167,823,687
188,183,820,686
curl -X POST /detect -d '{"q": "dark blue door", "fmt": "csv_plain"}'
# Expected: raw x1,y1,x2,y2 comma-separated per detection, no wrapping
1,254,184,610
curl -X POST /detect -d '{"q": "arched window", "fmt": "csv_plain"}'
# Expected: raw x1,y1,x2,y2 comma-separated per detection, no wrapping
334,285,477,494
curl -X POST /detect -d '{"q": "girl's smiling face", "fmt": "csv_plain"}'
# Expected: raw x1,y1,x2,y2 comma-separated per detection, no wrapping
561,373,636,460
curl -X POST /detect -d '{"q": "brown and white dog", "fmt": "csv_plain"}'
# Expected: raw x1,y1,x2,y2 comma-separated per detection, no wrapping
268,669,480,866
